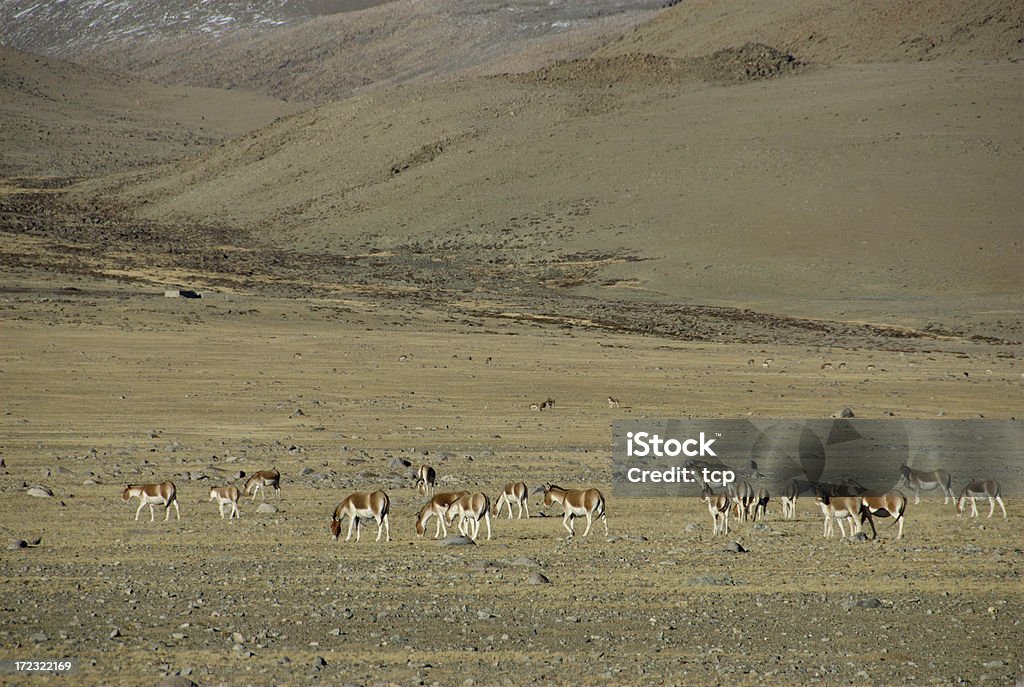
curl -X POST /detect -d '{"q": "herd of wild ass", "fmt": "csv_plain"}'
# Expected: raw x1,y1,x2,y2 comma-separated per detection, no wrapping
121,462,1006,542
121,465,607,542
702,463,1007,540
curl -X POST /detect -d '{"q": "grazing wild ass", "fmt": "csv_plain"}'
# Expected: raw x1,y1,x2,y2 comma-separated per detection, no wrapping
493,481,529,519
701,484,731,535
543,484,608,539
123,482,179,522
815,489,873,539
447,492,492,540
331,491,391,542
416,465,436,498
780,480,799,520
209,486,241,519
899,464,953,505
956,480,1007,519
415,491,470,538
860,490,908,539
244,468,281,501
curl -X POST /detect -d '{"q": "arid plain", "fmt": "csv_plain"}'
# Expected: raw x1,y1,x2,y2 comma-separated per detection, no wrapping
2,0,1023,685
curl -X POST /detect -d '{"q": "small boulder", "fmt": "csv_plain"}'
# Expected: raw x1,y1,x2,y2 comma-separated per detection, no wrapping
27,486,54,498
510,557,541,568
527,572,551,585
437,535,475,547
158,676,198,687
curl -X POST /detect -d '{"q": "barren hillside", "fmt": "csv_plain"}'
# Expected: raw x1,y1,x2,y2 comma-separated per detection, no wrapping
77,26,1023,337
5,0,1022,336
598,0,1024,63
63,0,667,103
0,45,300,177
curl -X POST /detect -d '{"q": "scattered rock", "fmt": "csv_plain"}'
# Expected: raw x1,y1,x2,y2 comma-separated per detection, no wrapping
850,532,870,542
256,503,278,514
388,457,411,469
689,575,744,586
471,560,501,571
695,43,804,82
510,556,541,568
832,407,855,419
30,632,47,643
7,539,27,550
845,597,885,609
437,535,476,547
157,677,198,687
527,572,551,585
313,656,327,669
981,659,1004,668
724,541,747,553
27,485,54,498
109,628,121,639
684,523,701,532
